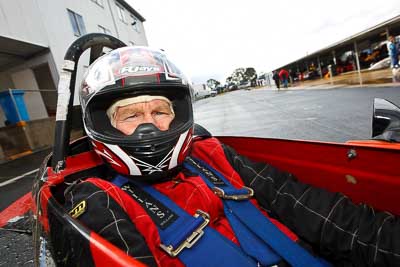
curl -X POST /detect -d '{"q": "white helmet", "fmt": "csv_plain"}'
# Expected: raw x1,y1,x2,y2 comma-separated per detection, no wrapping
80,46,194,181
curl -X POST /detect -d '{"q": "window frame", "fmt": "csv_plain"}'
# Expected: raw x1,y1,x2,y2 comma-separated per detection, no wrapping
115,3,127,23
90,0,104,7
130,15,140,33
67,9,87,37
98,25,111,35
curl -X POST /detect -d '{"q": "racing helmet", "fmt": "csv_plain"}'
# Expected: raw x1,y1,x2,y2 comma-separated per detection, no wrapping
80,46,194,181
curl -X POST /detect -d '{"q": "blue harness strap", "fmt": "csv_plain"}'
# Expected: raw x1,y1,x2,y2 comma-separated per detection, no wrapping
112,175,256,267
184,157,331,267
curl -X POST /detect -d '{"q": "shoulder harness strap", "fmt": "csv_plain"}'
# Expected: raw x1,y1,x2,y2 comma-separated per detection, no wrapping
184,156,331,267
112,175,256,267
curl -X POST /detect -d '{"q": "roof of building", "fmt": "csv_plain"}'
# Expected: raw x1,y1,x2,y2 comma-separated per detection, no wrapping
277,14,400,70
116,0,146,22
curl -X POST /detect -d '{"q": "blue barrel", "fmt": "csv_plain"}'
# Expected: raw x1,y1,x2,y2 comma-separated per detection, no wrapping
0,90,30,124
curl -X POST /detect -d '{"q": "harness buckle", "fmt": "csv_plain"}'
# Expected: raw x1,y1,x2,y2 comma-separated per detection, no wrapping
213,186,254,200
159,210,210,257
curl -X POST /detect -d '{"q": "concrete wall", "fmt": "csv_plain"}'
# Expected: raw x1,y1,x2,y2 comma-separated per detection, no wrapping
0,107,5,127
34,0,148,105
1,0,149,109
108,0,148,46
24,118,55,149
0,0,49,46
0,51,56,126
0,0,148,158
36,0,148,74
32,63,57,115
0,117,84,161
0,74,15,126
0,123,31,159
11,69,48,120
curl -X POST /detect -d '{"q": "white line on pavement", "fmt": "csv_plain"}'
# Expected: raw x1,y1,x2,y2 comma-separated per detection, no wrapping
0,168,39,187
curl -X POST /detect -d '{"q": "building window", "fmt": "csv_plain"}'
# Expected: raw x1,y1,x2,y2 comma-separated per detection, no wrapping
91,0,104,7
98,25,111,35
116,3,127,23
130,15,140,32
67,9,87,36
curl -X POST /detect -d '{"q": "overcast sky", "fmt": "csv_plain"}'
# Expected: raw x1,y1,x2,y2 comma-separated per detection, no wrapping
127,0,400,84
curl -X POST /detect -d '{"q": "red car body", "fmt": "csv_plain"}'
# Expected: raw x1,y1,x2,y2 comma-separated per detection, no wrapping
29,33,400,266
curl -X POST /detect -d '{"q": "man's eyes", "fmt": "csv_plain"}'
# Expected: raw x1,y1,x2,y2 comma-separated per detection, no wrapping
120,114,138,121
120,111,170,121
154,111,169,116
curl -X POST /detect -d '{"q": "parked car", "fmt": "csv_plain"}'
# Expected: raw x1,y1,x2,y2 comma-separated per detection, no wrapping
228,84,238,91
194,89,217,100
215,85,225,94
238,81,251,89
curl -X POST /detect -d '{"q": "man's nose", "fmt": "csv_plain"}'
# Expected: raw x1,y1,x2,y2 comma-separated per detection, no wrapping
142,113,156,124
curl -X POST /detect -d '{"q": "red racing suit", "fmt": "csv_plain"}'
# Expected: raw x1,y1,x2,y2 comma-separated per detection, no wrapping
64,137,400,267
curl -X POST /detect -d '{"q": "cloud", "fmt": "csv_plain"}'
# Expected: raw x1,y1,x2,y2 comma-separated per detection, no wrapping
128,0,400,84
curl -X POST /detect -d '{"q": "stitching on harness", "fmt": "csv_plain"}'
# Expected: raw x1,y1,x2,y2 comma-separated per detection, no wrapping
374,214,395,262
350,228,358,251
98,218,126,234
271,181,288,205
69,191,74,207
294,187,311,208
109,208,130,254
234,156,273,184
249,164,269,186
319,196,346,246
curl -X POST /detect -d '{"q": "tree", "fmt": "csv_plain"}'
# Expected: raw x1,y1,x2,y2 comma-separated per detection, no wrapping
226,67,258,87
244,67,258,87
206,79,220,89
231,68,245,84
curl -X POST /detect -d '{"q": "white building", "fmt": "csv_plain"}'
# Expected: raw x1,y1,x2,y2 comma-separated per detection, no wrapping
0,0,148,127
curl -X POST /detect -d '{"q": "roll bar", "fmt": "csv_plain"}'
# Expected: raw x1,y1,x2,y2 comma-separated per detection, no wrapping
51,33,126,172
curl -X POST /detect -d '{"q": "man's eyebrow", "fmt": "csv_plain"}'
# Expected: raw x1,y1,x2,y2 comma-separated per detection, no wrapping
155,103,172,110
116,106,142,117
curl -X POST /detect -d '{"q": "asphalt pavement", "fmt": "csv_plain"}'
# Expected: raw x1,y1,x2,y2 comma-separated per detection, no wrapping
193,84,400,143
0,148,50,211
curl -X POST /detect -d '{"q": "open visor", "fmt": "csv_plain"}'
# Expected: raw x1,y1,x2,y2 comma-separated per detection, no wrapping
84,83,193,146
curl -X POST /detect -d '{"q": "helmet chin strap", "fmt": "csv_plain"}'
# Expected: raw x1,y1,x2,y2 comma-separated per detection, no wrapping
131,123,164,139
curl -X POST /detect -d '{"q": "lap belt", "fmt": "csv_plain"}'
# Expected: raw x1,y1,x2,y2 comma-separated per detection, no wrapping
184,156,331,267
112,175,257,267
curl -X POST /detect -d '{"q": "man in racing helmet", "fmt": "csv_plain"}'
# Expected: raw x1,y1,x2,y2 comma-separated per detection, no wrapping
79,46,195,182
64,46,400,267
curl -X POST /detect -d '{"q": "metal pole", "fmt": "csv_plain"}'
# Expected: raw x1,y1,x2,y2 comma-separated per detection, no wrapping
51,33,126,171
106,0,120,38
317,56,322,79
354,41,363,86
332,50,337,65
385,27,390,39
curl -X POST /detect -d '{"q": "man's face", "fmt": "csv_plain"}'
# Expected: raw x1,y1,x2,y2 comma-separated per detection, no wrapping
114,99,174,135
